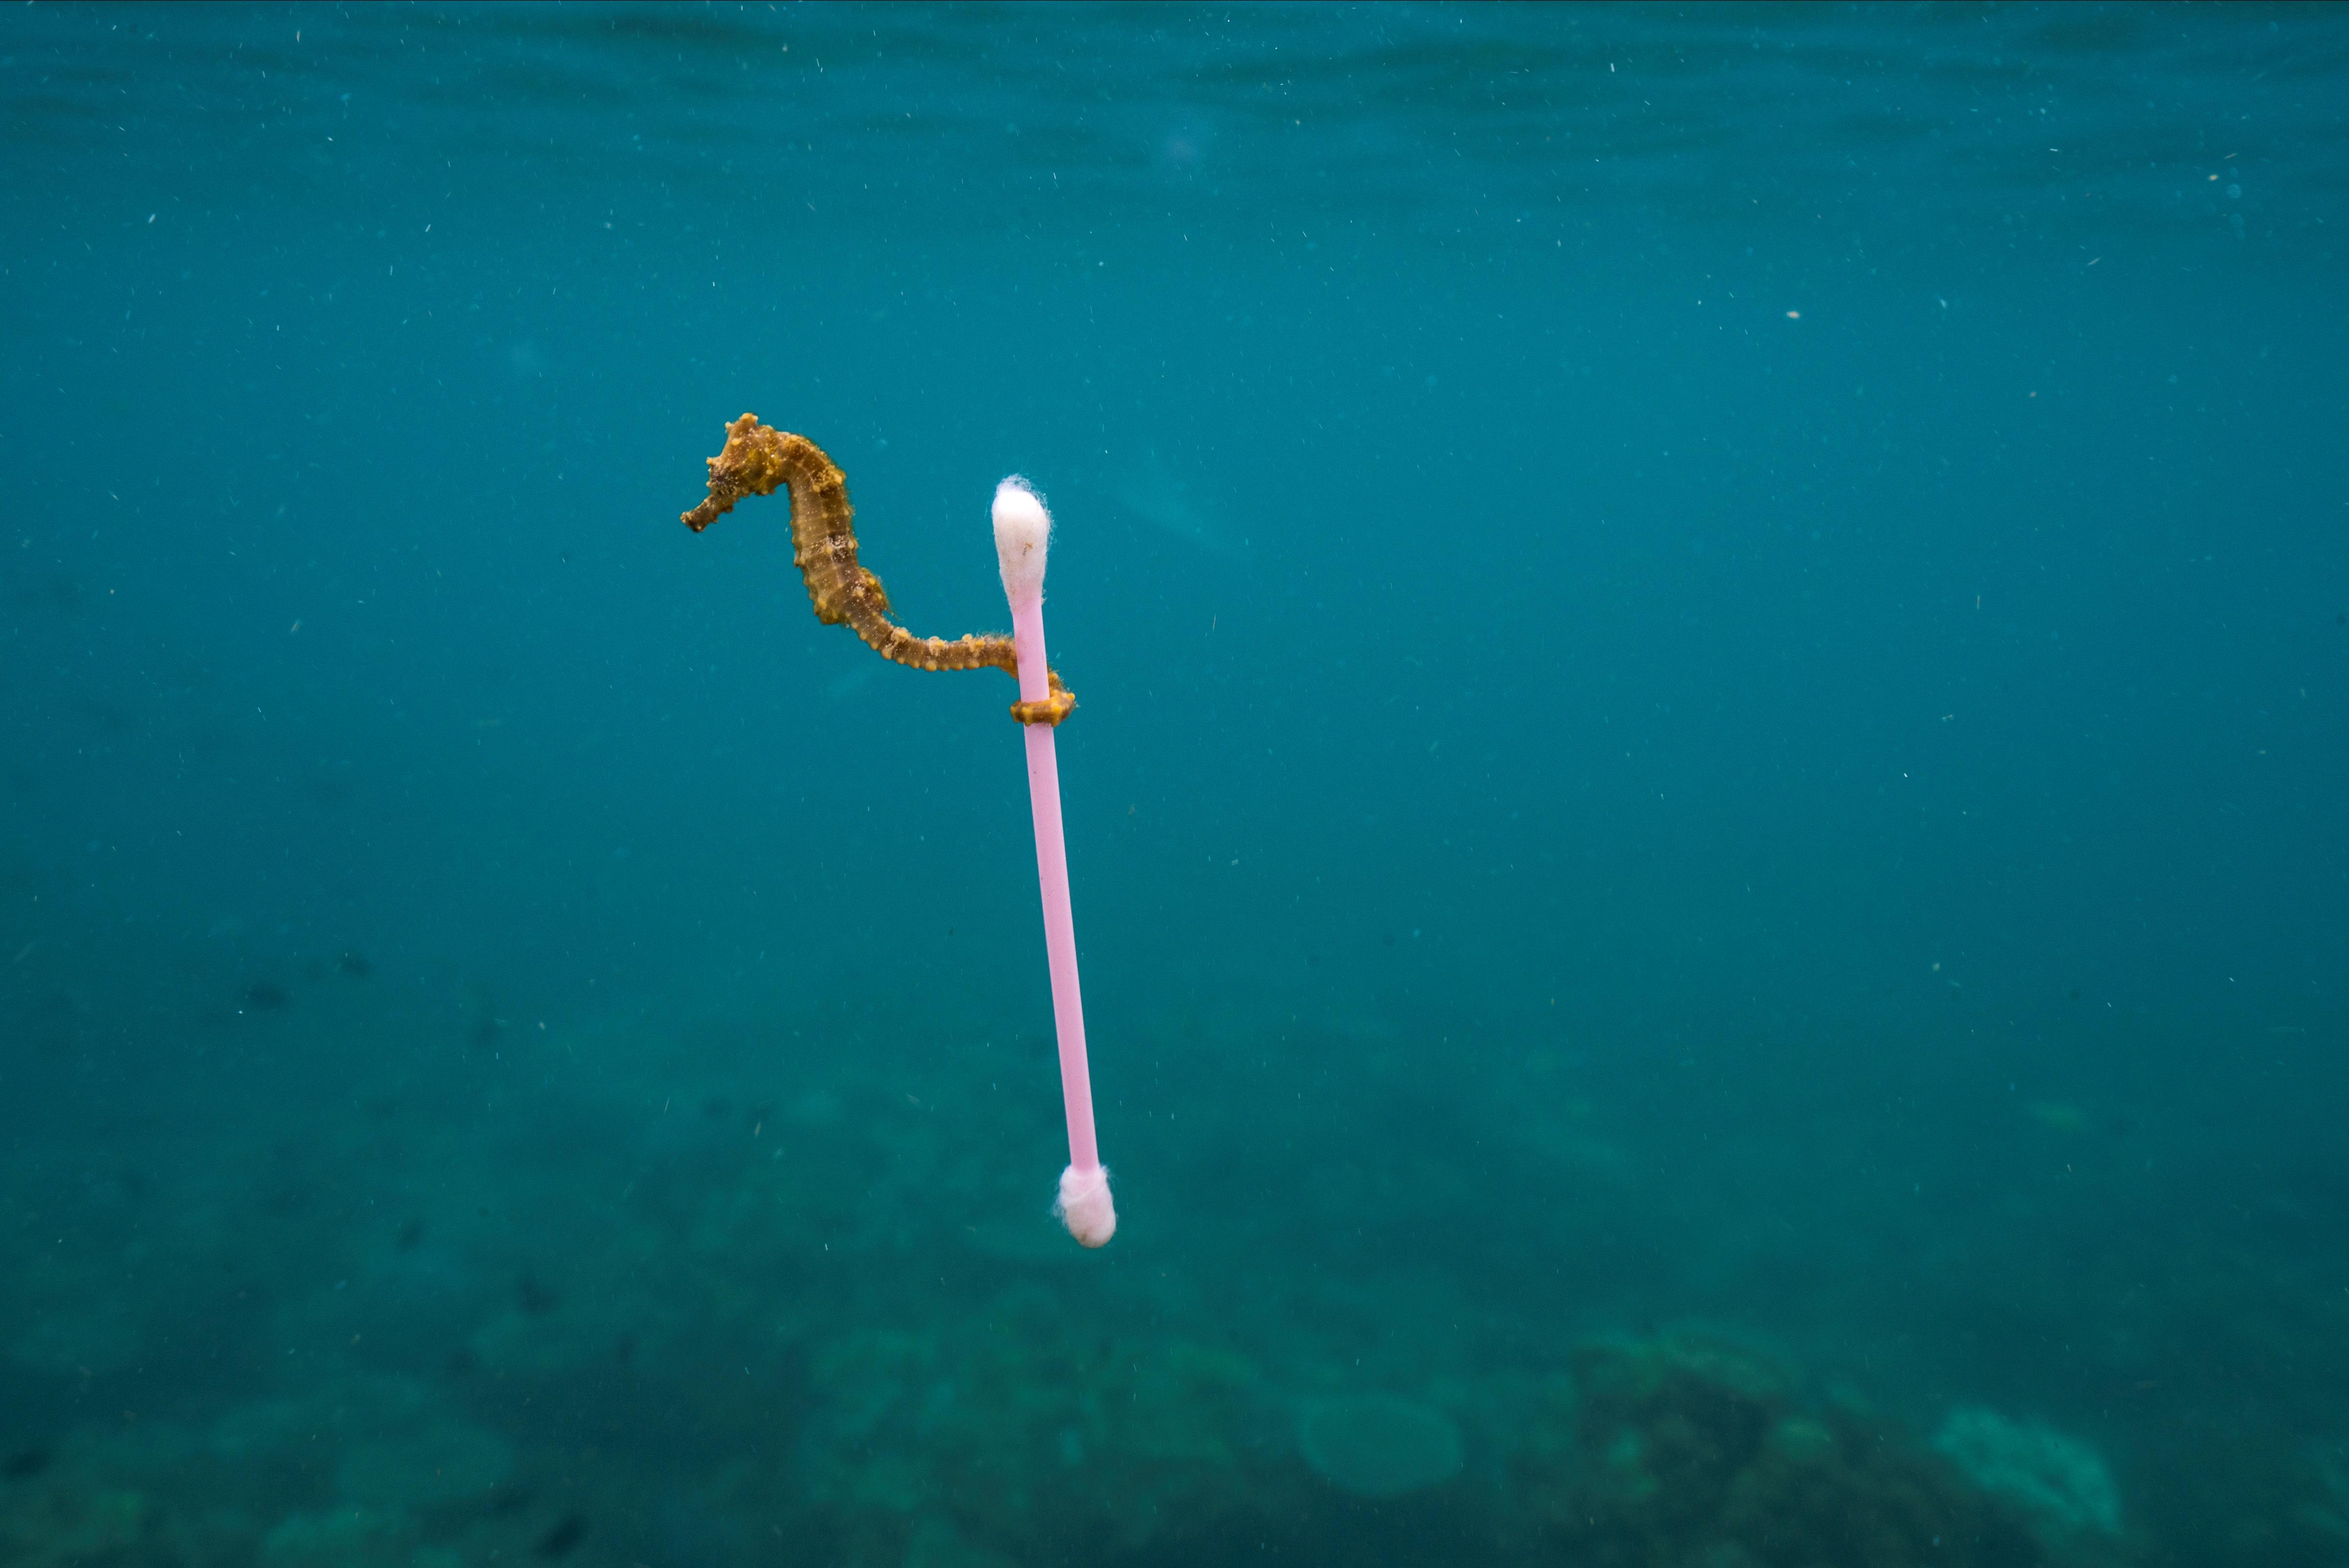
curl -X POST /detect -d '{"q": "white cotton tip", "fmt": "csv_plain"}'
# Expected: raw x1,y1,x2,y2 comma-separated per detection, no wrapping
993,476,1051,613
1054,1163,1116,1248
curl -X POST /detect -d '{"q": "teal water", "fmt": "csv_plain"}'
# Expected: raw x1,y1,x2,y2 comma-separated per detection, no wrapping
4,5,2347,1565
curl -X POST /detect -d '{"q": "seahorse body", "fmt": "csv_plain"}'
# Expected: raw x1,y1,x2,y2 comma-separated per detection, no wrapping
682,415,1072,722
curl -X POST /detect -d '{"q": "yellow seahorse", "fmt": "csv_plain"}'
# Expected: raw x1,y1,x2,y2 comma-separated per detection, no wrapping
681,414,1073,725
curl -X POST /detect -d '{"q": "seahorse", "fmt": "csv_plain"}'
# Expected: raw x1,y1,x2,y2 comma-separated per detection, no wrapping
681,414,1073,725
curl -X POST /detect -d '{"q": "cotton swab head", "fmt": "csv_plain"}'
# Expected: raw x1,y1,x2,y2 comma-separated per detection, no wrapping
993,476,1051,613
1055,1162,1116,1248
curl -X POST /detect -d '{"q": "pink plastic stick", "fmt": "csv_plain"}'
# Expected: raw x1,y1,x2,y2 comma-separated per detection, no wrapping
1013,604,1101,1172
995,480,1115,1247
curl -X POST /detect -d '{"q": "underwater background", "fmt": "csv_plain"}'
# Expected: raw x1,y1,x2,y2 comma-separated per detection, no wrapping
3,4,2347,1565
